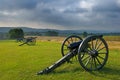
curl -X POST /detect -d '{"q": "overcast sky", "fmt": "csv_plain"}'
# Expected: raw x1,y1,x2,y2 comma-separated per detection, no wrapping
0,0,120,32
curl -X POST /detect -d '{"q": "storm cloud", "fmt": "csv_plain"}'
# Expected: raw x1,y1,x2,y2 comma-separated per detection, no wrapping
0,0,120,32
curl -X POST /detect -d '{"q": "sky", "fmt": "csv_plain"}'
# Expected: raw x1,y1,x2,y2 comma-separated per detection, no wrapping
0,0,120,32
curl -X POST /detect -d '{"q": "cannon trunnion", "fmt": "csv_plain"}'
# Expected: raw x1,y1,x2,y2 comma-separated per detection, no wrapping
37,35,109,75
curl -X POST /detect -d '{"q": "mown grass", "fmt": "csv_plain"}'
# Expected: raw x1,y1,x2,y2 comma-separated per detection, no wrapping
0,39,120,80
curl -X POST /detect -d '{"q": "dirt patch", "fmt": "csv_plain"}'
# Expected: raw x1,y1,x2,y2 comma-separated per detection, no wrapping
107,41,120,50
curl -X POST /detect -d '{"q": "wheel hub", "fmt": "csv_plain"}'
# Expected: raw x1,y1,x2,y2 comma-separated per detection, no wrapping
90,50,98,57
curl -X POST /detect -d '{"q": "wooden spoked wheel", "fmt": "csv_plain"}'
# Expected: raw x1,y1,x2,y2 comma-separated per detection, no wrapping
61,35,82,62
78,35,108,71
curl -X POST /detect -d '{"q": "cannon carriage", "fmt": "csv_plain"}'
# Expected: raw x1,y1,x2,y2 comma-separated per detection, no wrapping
18,37,37,46
37,35,109,75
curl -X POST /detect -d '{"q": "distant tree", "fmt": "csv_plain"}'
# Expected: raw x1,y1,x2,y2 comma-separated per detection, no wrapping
45,31,58,36
9,28,24,39
83,31,88,37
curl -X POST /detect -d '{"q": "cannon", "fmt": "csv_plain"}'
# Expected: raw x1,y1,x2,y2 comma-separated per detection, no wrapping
19,37,37,46
37,35,109,75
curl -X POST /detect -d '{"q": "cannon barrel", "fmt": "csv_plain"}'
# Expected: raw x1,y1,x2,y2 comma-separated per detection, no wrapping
67,41,82,50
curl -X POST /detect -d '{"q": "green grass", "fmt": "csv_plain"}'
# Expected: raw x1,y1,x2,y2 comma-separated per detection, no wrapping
0,40,120,80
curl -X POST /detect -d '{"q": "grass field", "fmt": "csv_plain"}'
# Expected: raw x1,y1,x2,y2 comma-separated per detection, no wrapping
0,37,120,80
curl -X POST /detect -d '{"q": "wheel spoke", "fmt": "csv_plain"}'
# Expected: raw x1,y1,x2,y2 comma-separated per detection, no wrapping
85,49,92,55
96,41,102,50
98,52,107,54
98,47,105,52
95,57,102,66
88,44,92,51
93,57,97,69
67,40,70,44
90,58,93,70
95,39,98,49
97,55,105,60
64,44,68,47
85,56,91,66
82,55,91,62
71,37,73,43
81,53,85,59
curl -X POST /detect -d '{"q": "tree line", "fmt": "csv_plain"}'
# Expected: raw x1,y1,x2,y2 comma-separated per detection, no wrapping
0,28,120,40
8,28,59,39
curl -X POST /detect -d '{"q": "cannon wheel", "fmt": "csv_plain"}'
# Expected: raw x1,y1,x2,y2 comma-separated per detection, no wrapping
61,35,82,61
27,38,36,46
78,35,108,71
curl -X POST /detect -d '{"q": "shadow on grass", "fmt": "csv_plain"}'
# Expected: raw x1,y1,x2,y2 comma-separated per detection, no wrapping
50,66,120,80
51,67,83,74
89,67,120,80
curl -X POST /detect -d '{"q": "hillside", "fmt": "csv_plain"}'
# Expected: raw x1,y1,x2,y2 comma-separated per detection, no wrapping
0,27,120,34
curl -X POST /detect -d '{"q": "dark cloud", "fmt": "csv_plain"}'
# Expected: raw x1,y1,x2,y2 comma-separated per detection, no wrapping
63,8,88,13
0,0,120,32
93,0,120,12
0,0,37,10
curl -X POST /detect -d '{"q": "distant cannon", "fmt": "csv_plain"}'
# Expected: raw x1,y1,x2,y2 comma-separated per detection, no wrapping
37,35,109,75
19,37,37,46
16,38,24,42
